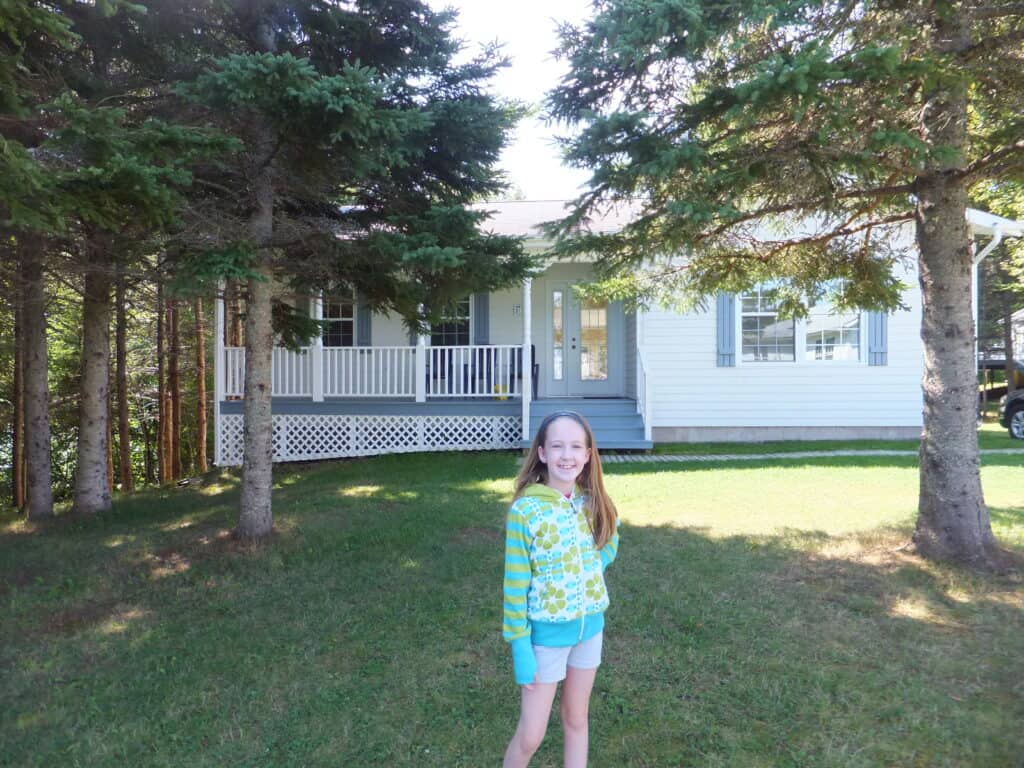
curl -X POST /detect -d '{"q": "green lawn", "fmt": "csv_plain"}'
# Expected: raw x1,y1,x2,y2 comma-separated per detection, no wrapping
2,450,1022,767
651,420,1021,455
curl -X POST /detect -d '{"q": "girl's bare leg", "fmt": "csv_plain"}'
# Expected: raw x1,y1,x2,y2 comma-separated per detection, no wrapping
503,682,558,768
560,666,597,768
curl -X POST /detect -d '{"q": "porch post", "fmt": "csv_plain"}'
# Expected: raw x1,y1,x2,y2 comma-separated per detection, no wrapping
311,292,324,402
522,277,532,442
214,281,225,467
415,304,427,403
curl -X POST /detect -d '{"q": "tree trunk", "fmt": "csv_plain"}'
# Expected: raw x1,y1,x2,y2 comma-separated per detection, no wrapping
195,297,208,473
21,235,53,520
237,124,276,541
143,414,153,485
157,282,167,483
73,238,113,516
107,409,114,493
168,299,182,478
116,276,134,492
13,287,25,510
912,10,1001,568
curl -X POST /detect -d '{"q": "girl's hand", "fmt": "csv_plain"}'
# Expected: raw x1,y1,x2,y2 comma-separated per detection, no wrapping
522,674,539,691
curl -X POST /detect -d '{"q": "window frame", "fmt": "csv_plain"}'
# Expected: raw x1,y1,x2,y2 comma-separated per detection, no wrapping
321,293,357,348
734,287,865,367
430,295,473,347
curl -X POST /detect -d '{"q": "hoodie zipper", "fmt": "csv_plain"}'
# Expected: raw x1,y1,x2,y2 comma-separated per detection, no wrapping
570,494,586,642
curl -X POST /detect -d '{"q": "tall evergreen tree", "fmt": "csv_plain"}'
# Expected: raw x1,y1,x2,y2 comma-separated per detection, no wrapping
175,0,530,540
548,0,1024,569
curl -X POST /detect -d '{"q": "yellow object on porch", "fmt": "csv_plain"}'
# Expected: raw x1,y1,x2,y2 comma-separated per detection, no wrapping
493,384,509,401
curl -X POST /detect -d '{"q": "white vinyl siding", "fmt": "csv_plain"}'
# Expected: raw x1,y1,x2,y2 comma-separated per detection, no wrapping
643,231,922,428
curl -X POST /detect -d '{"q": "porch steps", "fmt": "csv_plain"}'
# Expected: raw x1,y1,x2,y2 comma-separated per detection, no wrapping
525,398,652,451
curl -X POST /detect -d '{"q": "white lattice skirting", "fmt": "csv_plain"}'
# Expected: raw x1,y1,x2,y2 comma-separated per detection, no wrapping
217,413,521,465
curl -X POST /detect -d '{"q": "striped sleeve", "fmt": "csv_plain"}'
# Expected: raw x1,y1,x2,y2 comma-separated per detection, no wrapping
502,500,533,643
599,521,620,572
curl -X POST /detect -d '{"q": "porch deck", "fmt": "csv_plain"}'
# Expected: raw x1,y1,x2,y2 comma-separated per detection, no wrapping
217,396,651,465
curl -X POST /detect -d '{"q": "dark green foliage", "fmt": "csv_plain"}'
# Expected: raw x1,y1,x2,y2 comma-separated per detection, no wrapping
546,1,1024,313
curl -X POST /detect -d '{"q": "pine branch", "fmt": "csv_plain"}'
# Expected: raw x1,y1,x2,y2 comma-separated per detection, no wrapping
762,211,915,259
972,3,1024,20
961,29,1024,60
958,139,1024,183
698,184,915,241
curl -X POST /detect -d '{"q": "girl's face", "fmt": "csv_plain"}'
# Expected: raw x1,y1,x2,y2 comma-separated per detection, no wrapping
538,417,591,495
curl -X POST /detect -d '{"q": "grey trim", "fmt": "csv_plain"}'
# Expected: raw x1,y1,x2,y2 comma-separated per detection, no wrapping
716,293,736,367
867,311,888,366
473,293,489,345
356,295,372,346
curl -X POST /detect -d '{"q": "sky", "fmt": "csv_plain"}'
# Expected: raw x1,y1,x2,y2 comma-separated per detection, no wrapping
428,0,593,201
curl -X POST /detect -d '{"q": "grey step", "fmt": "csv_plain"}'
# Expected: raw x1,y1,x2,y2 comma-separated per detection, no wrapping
528,403,638,415
529,414,644,430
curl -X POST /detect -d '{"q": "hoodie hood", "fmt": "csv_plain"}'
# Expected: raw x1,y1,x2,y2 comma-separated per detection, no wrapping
520,483,580,502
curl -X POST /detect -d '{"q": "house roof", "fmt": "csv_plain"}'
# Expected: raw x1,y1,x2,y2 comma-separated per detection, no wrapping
474,200,1024,241
966,208,1024,239
472,199,641,239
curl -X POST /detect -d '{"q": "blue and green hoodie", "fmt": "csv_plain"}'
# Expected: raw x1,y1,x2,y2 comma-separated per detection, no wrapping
502,483,620,685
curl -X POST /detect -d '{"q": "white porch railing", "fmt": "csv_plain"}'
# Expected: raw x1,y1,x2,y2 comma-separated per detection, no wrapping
273,347,312,396
324,347,416,397
222,344,524,399
426,345,522,398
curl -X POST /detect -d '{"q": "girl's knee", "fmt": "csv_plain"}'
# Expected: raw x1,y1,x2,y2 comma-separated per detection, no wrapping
516,721,548,756
560,700,589,733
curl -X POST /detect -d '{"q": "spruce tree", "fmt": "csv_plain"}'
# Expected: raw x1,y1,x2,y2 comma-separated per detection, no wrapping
548,1,1024,568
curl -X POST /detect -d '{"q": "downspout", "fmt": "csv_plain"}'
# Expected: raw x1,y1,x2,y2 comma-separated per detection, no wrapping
972,223,1002,380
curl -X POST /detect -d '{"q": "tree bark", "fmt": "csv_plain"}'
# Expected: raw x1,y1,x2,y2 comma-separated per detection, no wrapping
73,237,113,516
115,276,134,492
142,413,154,485
236,121,276,541
168,299,182,478
13,285,25,510
157,282,167,482
20,235,53,520
195,297,208,473
912,9,1001,568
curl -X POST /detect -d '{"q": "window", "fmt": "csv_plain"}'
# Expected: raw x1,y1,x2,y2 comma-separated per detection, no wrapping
322,297,355,347
805,300,860,361
739,285,861,363
741,287,795,362
431,296,471,346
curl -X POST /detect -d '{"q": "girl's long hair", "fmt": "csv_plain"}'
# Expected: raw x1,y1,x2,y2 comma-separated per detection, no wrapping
513,411,618,549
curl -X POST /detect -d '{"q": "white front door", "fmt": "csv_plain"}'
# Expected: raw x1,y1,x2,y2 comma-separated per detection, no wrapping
544,282,624,397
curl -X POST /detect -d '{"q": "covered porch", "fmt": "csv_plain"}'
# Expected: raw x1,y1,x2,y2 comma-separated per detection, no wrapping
213,266,652,465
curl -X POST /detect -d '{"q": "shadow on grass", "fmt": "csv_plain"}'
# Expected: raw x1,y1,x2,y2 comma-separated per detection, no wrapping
0,450,1021,767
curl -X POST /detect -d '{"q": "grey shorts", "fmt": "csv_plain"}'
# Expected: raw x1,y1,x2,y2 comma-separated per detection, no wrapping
534,631,603,684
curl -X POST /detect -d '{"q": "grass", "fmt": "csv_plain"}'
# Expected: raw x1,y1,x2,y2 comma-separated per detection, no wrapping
1,449,1022,767
651,419,1021,455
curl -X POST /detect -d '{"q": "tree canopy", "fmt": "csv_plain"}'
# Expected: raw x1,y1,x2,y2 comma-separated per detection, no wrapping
548,0,1024,568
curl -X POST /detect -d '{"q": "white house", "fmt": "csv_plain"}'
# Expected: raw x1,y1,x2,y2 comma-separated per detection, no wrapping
213,201,1022,465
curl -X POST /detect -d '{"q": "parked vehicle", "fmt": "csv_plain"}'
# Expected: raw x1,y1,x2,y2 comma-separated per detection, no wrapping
999,389,1024,439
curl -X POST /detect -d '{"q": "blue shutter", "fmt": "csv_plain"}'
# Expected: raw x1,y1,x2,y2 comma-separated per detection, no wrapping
356,295,371,346
716,293,736,367
867,311,888,365
473,293,489,345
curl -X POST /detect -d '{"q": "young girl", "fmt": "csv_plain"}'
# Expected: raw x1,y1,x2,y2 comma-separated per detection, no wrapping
502,411,620,768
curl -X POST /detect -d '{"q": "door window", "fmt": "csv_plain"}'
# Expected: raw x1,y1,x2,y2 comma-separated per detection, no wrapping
580,298,608,381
